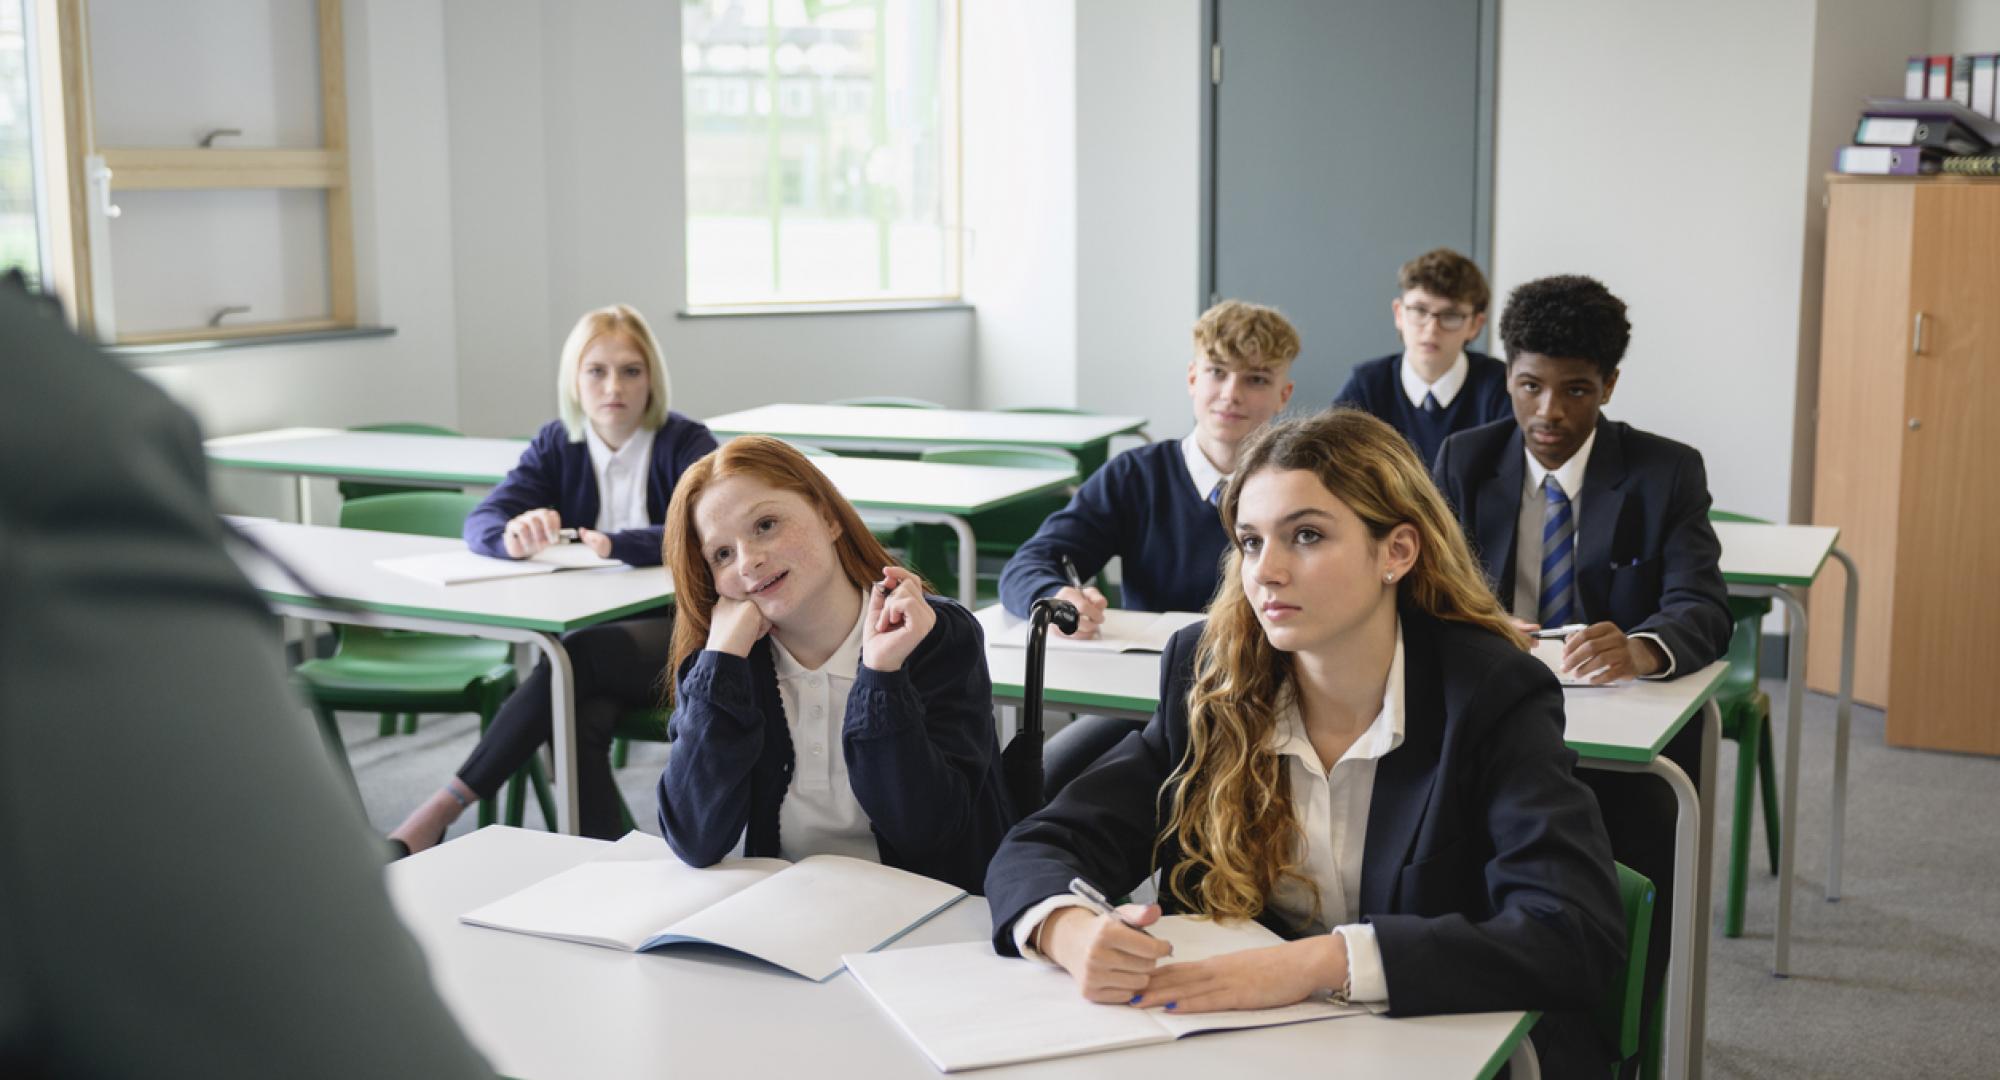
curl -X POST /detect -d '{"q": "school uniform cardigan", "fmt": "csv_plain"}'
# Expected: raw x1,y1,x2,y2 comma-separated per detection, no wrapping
998,439,1229,617
657,596,1015,894
1334,350,1512,467
985,605,1626,1074
463,414,718,567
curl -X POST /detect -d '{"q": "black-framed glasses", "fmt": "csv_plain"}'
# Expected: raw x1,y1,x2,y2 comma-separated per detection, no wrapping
1401,302,1471,331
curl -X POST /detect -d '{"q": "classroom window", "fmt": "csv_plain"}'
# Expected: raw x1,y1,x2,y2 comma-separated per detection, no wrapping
682,0,961,307
0,0,44,290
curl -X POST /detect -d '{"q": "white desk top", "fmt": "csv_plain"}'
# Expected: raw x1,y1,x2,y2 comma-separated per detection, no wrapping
1713,520,1840,587
977,607,1727,765
705,403,1149,450
229,517,673,633
206,429,1071,517
389,827,1530,1080
205,427,527,484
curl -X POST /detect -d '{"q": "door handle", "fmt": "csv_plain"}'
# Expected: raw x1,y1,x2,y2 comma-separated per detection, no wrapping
1912,311,1929,356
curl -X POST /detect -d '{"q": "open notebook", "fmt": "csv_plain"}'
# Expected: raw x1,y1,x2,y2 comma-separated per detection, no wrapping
990,609,1203,655
844,915,1373,1071
375,543,624,586
459,832,965,982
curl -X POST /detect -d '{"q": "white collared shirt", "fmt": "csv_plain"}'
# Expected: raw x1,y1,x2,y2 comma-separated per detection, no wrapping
1399,350,1471,409
1512,429,1674,677
1010,631,1407,1005
768,589,880,863
1180,433,1230,505
583,424,655,534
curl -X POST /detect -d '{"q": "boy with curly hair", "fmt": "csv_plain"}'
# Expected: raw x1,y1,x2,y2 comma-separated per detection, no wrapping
1432,273,1731,1071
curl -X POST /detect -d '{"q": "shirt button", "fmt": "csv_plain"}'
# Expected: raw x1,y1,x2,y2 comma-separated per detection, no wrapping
812,743,825,756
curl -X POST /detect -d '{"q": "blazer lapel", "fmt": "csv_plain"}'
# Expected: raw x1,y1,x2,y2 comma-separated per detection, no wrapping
1575,419,1626,622
1473,428,1527,602
1359,611,1445,917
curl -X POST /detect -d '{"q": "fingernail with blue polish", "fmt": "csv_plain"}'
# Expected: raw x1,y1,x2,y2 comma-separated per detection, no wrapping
1128,994,1143,1005
1165,1002,1177,1011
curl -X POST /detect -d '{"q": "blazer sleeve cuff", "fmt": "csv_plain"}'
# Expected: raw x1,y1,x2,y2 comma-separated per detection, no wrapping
607,526,665,567
1012,895,1092,963
1336,923,1390,1004
1630,631,1678,679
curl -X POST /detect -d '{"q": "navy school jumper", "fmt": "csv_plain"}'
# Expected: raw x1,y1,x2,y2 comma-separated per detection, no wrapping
998,439,1229,617
463,414,718,567
657,595,1015,894
1334,350,1512,468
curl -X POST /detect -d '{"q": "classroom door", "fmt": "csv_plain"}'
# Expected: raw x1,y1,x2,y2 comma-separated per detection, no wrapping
1206,0,1494,413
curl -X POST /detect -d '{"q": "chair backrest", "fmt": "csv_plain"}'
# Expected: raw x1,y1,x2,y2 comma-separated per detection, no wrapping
339,491,485,539
1596,862,1657,1063
918,444,1079,475
830,396,944,409
353,421,460,438
1003,405,1096,416
780,439,837,458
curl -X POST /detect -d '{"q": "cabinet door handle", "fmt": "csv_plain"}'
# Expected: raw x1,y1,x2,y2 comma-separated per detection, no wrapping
1912,311,1929,355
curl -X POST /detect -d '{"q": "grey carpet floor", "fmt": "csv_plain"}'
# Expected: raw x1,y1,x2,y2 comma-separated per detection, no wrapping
336,683,2000,1077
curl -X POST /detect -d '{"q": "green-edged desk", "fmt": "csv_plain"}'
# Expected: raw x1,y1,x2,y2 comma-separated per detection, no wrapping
975,606,1726,1080
703,403,1150,475
389,826,1537,1080
1713,520,1859,977
205,428,1075,609
229,517,673,836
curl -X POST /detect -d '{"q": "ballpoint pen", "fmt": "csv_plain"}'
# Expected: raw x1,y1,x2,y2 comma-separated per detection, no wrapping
1531,623,1589,639
1067,878,1154,937
1061,554,1086,591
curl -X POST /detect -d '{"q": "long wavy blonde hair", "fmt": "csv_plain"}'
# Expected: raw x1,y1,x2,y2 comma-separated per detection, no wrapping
1160,408,1522,923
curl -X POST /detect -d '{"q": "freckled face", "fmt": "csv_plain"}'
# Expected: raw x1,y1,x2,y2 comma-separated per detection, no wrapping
693,474,844,627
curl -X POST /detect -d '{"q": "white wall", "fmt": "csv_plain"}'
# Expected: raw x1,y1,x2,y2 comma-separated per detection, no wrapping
1074,0,1204,440
143,0,462,521
442,0,975,440
1493,0,1930,523
962,0,1077,412
1932,0,2000,48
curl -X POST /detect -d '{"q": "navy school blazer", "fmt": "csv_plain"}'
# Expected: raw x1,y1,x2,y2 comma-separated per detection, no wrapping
463,414,718,567
657,595,1015,895
984,608,1625,1071
1430,416,1733,674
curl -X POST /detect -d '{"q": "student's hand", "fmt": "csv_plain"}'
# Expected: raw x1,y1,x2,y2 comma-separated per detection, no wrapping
1053,586,1109,639
1039,903,1173,1003
575,527,613,559
1132,934,1349,1014
862,567,935,673
502,508,564,558
706,596,772,658
1561,622,1663,684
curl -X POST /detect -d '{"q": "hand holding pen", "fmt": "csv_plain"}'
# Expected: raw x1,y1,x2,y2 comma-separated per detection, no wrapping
502,509,611,559
861,566,934,673
1035,878,1172,1004
1053,554,1109,639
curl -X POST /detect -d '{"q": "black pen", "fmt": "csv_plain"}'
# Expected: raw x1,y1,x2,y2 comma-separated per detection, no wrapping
1061,554,1085,591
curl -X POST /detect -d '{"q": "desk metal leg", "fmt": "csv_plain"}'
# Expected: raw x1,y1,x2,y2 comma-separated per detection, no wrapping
1826,547,1859,902
900,511,978,608
525,632,580,835
1741,584,1809,977
1579,702,1713,1080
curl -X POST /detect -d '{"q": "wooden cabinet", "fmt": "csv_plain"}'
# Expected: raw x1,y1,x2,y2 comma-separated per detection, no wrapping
1812,177,2000,755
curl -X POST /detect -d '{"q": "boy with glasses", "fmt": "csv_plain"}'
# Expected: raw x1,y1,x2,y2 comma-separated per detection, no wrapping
1335,247,1510,465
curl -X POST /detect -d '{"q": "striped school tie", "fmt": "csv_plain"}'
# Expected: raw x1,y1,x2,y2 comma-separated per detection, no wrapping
1208,481,1224,507
1538,475,1577,628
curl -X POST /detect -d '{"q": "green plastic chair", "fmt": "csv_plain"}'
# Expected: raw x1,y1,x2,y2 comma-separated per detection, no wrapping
608,706,675,829
337,422,462,503
294,491,554,830
1593,862,1658,1077
829,396,944,409
1709,511,1783,939
899,445,1078,603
